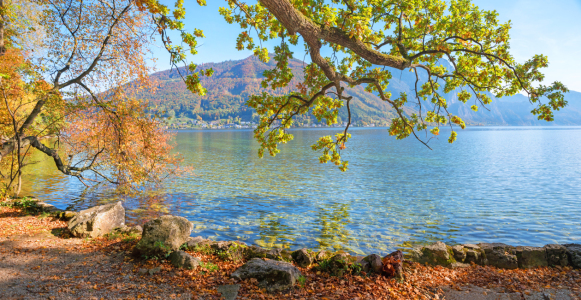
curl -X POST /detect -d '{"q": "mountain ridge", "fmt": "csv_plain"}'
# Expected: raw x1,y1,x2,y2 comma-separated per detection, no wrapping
142,55,581,126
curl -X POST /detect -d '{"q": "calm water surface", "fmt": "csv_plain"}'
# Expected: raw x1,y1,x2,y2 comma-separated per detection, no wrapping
20,127,581,255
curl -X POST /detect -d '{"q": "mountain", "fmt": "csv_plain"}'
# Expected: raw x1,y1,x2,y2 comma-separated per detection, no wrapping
142,55,581,126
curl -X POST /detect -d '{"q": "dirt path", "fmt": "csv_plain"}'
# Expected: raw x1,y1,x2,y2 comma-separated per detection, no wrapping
0,207,194,299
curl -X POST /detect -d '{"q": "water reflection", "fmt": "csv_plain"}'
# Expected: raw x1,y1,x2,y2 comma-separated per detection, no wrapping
12,127,581,254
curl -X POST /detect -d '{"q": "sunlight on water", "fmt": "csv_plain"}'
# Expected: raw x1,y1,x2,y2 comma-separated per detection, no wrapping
18,126,581,255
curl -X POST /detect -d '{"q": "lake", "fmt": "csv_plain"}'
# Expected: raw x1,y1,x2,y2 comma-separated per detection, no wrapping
19,126,581,255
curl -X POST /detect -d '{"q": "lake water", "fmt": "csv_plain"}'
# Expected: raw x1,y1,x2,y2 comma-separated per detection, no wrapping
19,126,581,255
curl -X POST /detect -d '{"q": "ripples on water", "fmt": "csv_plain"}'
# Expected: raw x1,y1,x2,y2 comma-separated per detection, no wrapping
20,126,581,255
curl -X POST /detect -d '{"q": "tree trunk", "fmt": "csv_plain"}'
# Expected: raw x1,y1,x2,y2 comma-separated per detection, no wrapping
0,0,5,55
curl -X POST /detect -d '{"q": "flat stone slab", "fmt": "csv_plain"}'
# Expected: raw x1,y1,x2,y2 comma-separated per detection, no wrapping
217,284,240,300
443,285,578,300
442,285,521,300
524,289,578,300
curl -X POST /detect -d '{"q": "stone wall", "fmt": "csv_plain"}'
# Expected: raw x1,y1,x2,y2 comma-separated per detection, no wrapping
409,241,581,270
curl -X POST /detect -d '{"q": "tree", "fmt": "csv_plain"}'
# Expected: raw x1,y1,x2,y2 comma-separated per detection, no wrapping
0,0,190,196
214,0,569,171
118,0,569,170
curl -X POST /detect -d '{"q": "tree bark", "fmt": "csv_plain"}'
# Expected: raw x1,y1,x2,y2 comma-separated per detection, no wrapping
0,0,5,55
258,0,410,74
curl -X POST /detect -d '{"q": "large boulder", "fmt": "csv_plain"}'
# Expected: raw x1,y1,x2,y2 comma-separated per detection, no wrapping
291,248,313,268
68,202,125,238
516,246,547,269
544,244,569,266
231,258,302,292
479,243,518,269
134,215,193,257
563,244,581,269
169,250,201,269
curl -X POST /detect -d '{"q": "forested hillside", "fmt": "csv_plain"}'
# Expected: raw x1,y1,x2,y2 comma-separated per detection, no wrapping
143,56,581,126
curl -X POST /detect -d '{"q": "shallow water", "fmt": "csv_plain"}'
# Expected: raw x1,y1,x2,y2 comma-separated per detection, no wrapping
19,126,581,255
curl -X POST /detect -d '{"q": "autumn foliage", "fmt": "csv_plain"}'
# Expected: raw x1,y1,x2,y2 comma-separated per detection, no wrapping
0,0,189,196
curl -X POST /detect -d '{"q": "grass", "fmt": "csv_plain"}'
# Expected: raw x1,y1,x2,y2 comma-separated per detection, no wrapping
199,261,219,275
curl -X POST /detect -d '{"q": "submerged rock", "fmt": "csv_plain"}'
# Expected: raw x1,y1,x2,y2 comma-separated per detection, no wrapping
231,258,301,292
516,246,547,269
68,202,125,238
134,215,192,257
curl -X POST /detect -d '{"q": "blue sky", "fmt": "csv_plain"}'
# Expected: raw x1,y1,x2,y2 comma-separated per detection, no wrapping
151,0,581,92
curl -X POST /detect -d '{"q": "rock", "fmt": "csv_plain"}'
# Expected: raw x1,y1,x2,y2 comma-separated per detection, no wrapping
463,244,484,265
133,215,193,257
407,246,424,262
291,248,313,268
264,248,292,261
450,262,471,269
114,225,143,235
523,288,576,300
57,211,77,221
129,225,143,234
212,241,246,261
563,244,581,269
516,246,547,268
362,254,383,274
326,253,356,276
216,284,240,300
383,250,404,278
280,249,293,262
544,244,569,266
415,242,454,266
169,250,201,269
452,245,467,262
183,236,210,250
355,256,369,273
36,202,60,212
211,241,235,252
479,243,518,269
315,250,331,262
231,258,302,292
245,245,269,258
68,202,125,238
148,266,161,275
266,248,283,260
442,284,522,300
